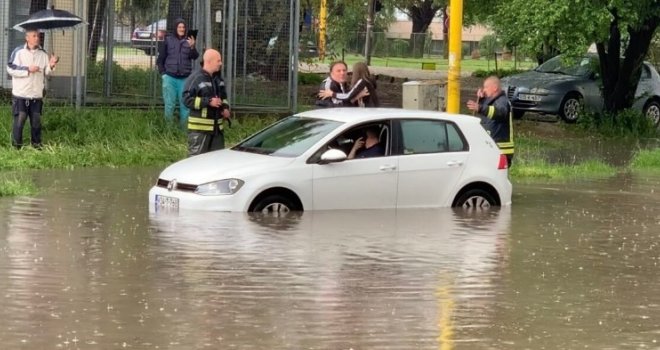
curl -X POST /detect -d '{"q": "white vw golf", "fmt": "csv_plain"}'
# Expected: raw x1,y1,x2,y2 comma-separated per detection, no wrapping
148,108,512,212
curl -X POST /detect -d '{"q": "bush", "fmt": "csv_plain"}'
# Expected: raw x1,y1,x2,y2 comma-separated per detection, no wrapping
298,72,324,86
577,108,659,138
472,68,528,78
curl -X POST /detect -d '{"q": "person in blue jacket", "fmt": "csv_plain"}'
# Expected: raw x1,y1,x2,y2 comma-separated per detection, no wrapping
156,18,199,128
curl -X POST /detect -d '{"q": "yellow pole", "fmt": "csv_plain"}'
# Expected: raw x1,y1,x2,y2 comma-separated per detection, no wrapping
446,0,463,114
319,0,327,61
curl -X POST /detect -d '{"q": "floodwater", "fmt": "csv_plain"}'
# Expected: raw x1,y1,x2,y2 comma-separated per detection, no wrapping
1,168,659,349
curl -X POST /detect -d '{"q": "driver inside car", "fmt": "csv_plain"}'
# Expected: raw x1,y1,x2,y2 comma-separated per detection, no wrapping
347,126,384,159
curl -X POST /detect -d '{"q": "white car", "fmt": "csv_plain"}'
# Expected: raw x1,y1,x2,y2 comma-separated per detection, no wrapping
148,108,512,212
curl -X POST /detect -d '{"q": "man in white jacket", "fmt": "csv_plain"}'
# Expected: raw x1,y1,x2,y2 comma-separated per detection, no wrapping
6,29,59,149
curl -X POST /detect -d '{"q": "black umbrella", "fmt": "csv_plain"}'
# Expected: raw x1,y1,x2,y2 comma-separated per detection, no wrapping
12,7,84,32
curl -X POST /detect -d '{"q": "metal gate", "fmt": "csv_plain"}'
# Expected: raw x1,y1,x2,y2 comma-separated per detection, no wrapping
219,0,299,112
1,0,33,90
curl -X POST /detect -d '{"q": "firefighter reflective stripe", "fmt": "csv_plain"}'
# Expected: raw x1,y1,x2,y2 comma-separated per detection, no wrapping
497,109,515,155
498,141,515,155
487,105,496,118
188,116,214,132
194,97,202,110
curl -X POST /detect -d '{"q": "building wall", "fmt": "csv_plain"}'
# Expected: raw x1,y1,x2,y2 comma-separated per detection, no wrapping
386,21,492,42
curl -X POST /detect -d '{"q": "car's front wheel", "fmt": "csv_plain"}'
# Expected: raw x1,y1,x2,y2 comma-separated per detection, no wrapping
251,194,299,214
559,93,583,123
453,189,497,210
643,100,660,128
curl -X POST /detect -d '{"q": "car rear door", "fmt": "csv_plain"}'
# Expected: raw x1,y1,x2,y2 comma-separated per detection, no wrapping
394,119,469,208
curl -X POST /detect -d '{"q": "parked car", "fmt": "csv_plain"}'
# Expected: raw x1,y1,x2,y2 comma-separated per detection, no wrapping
148,108,512,213
501,54,660,125
131,19,167,56
267,36,318,58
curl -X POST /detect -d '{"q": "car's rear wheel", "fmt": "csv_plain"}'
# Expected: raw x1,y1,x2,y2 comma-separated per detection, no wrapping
453,189,497,210
643,100,660,128
251,194,298,214
512,109,525,120
559,93,583,123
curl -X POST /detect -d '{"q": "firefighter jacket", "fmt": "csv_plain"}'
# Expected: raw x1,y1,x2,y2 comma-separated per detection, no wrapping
477,90,514,156
183,69,230,134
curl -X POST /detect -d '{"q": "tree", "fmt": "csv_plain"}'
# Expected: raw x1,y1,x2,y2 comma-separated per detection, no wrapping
489,0,659,114
393,0,445,57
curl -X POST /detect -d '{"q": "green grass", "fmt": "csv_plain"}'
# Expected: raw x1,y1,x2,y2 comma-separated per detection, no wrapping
317,54,536,73
0,175,38,197
510,159,618,180
0,104,657,198
630,148,660,171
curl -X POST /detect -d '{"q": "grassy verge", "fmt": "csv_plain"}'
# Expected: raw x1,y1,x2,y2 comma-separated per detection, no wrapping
630,148,660,171
0,106,657,196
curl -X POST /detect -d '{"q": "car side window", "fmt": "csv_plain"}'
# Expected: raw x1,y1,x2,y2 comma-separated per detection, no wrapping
400,120,465,154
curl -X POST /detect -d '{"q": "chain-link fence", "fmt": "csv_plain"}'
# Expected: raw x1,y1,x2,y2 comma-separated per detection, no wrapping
85,0,299,112
330,32,536,71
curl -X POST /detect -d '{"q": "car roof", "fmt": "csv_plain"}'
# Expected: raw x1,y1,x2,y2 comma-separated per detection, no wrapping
295,107,481,125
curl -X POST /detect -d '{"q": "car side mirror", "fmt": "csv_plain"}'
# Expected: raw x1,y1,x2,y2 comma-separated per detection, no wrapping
319,149,347,164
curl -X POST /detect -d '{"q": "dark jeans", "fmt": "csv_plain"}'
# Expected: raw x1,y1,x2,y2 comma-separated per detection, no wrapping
188,131,225,157
11,97,43,148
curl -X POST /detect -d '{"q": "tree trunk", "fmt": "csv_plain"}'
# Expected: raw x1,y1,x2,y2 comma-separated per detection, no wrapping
87,0,107,62
598,14,658,113
407,1,440,58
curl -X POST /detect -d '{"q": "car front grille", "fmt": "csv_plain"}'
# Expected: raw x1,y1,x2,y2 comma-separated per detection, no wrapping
156,178,197,192
507,86,516,99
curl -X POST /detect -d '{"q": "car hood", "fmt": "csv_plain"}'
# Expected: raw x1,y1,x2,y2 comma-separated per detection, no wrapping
503,70,581,88
158,149,296,184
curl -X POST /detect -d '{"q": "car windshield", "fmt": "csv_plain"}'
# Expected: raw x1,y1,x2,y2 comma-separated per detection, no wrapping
233,116,342,157
535,56,594,76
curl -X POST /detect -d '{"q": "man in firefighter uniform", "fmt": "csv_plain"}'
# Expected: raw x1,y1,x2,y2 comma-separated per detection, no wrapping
466,76,515,167
182,49,231,157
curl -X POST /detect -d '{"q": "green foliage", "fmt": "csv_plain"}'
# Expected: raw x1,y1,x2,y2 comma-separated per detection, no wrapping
0,175,38,197
390,39,410,57
510,159,617,180
630,149,660,171
0,106,279,171
577,109,659,138
87,61,159,97
298,72,324,86
479,34,499,59
472,68,527,78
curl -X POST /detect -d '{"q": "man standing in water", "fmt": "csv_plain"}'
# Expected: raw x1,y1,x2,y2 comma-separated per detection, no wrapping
7,29,59,149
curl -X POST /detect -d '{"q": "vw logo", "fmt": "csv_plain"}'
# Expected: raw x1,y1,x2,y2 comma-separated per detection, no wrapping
167,179,177,192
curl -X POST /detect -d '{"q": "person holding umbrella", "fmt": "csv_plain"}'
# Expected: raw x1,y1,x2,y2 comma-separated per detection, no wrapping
6,29,59,149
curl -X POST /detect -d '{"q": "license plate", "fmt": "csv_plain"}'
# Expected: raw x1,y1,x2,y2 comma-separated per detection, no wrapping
518,93,542,102
138,33,151,38
155,195,179,210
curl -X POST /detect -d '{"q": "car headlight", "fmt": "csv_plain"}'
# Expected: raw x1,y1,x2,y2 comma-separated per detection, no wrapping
530,87,550,95
195,179,244,196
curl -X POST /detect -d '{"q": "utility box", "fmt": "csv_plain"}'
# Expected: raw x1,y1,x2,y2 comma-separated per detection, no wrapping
402,80,447,111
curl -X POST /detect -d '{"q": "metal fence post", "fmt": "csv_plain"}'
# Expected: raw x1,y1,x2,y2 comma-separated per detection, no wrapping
103,0,115,98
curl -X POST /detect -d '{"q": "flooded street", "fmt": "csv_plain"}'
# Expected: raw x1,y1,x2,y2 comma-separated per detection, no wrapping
1,168,659,349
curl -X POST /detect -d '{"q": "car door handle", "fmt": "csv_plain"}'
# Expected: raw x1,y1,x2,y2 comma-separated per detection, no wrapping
379,164,397,171
446,160,464,167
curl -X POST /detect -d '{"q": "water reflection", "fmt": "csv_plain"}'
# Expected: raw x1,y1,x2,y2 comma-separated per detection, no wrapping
1,167,660,349
148,208,511,349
